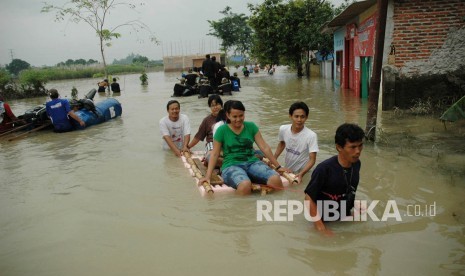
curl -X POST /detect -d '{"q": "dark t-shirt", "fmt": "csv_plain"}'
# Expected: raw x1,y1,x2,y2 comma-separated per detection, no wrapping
202,59,215,78
304,155,361,220
194,114,217,143
185,74,198,86
111,82,121,92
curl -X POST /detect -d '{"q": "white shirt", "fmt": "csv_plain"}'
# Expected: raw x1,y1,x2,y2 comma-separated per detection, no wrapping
212,120,225,139
159,114,191,150
278,124,319,172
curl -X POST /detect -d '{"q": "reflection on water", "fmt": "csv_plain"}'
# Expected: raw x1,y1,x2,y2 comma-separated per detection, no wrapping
0,68,464,275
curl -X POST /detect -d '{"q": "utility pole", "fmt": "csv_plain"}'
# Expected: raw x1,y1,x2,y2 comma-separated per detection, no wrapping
9,49,14,61
365,0,389,141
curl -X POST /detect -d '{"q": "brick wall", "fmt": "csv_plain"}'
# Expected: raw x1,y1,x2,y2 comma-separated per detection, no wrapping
392,0,465,70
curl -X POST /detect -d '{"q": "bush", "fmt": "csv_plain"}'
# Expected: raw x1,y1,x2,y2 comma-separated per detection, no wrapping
140,72,148,85
18,69,49,97
0,64,158,99
0,69,12,90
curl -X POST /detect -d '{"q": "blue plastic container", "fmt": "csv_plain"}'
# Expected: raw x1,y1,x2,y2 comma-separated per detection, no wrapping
74,98,122,129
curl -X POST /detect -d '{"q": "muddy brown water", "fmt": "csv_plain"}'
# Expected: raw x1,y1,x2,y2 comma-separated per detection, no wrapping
1,68,464,275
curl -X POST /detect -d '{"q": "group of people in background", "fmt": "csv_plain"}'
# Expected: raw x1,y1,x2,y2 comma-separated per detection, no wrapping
241,64,276,77
98,78,121,93
175,61,241,98
200,54,241,92
160,95,365,235
175,54,281,99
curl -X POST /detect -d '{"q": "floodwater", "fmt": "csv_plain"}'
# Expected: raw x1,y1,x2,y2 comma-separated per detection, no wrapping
1,68,464,275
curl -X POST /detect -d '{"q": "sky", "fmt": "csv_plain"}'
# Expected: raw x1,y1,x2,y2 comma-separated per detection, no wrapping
0,0,345,67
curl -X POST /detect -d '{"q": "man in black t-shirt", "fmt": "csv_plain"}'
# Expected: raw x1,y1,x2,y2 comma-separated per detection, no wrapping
110,78,121,93
304,123,365,236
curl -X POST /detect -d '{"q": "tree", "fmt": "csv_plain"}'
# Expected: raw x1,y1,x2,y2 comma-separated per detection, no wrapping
132,56,149,64
65,59,75,66
6,59,31,76
248,0,334,77
42,0,158,79
208,7,253,64
113,53,138,65
18,69,49,96
248,0,289,68
87,59,98,65
75,58,87,65
0,69,12,91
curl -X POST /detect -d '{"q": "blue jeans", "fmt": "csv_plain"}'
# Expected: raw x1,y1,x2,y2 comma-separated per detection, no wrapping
221,160,278,189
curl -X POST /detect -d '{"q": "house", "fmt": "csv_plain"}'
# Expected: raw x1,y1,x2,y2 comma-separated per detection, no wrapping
324,0,465,109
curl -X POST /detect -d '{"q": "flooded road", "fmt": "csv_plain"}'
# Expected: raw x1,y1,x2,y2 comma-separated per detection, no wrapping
1,68,464,275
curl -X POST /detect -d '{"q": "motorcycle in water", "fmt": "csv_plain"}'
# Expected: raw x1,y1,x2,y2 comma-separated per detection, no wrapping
172,78,198,97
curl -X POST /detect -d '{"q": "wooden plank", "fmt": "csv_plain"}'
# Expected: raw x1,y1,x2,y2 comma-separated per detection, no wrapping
8,122,52,141
193,158,223,185
0,123,32,138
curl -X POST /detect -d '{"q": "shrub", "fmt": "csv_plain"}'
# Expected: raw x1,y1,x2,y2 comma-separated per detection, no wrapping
140,72,148,85
0,69,12,91
18,69,49,97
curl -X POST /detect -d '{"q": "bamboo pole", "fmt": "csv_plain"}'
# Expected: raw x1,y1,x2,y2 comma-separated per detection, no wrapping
0,123,32,138
183,151,214,194
251,184,274,195
8,122,52,141
262,158,298,184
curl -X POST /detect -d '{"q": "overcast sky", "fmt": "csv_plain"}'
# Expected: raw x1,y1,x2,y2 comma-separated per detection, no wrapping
0,0,345,67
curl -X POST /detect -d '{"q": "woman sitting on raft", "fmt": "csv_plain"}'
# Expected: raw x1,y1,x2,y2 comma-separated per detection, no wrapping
199,100,285,195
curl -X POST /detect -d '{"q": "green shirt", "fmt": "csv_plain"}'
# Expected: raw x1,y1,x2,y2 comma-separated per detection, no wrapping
214,121,259,170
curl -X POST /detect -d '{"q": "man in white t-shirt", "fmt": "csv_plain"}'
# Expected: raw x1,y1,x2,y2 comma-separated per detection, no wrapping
274,101,318,183
159,100,191,157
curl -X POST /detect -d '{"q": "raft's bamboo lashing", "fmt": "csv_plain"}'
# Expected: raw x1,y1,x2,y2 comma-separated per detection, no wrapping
262,157,299,185
251,184,274,195
183,151,214,194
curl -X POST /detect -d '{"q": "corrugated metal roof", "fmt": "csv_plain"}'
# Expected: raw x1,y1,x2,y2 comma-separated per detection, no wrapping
327,0,377,28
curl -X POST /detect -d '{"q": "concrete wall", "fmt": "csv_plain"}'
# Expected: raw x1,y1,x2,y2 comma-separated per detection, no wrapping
390,0,465,75
320,60,333,79
382,0,465,110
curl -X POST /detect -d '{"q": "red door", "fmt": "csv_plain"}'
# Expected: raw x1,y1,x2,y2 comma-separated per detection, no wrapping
343,39,354,89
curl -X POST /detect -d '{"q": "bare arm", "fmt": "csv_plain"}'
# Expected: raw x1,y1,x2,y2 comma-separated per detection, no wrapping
187,136,200,150
305,194,333,236
296,152,317,182
255,131,285,173
198,140,222,183
163,135,182,157
274,141,285,159
68,111,85,127
182,134,191,152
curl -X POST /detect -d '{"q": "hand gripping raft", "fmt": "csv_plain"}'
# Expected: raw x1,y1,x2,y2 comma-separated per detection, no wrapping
182,151,214,194
261,157,299,185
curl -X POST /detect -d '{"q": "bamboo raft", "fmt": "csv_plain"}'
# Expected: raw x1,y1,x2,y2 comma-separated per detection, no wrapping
181,151,295,196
